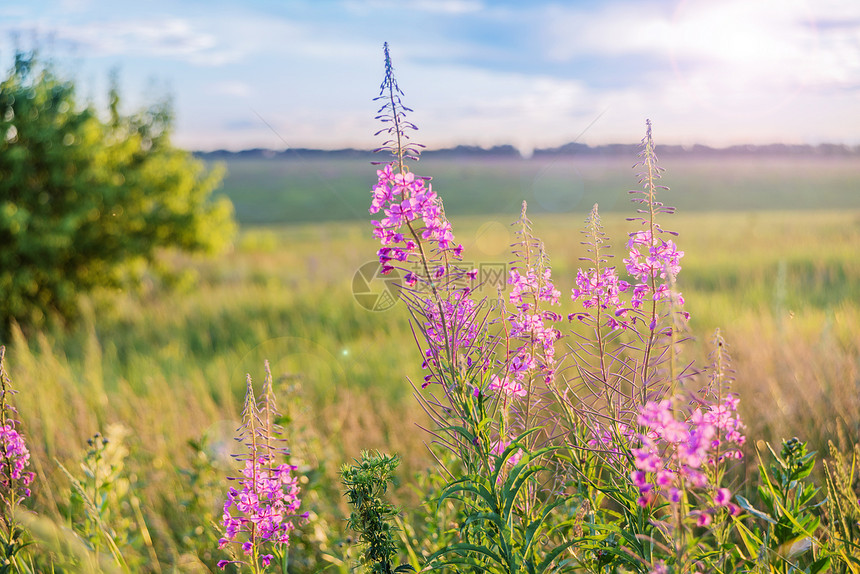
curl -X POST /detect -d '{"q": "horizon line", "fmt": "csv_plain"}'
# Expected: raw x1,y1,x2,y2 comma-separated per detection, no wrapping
193,141,860,159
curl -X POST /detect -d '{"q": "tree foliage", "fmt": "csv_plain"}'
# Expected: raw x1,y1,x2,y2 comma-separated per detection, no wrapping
0,51,236,333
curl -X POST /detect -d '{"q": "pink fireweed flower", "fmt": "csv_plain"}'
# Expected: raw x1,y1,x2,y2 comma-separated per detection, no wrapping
219,370,308,570
632,397,745,506
506,267,562,382
509,269,561,306
637,492,655,508
623,228,685,317
0,424,34,498
488,374,527,398
714,487,732,507
699,394,746,462
370,163,462,276
571,266,631,329
510,353,536,375
0,347,34,503
631,470,648,488
220,457,303,547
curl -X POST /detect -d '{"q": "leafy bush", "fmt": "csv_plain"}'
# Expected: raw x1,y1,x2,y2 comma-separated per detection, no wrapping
0,51,235,334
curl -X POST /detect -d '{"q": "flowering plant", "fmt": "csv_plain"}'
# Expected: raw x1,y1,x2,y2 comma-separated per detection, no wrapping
361,43,765,574
218,361,307,573
0,346,34,570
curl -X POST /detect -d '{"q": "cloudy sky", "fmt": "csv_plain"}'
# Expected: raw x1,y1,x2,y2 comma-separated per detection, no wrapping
2,0,858,153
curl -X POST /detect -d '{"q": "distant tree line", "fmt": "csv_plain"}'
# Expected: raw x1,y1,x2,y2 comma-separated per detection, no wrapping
195,142,860,161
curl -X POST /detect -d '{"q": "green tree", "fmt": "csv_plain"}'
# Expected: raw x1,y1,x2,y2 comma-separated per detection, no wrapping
0,51,236,334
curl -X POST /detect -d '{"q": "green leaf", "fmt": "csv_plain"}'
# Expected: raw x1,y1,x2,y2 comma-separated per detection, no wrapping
438,424,477,444
793,455,816,481
438,478,496,511
426,542,506,570
736,494,777,525
534,540,579,574
463,511,506,532
809,556,831,574
730,517,763,560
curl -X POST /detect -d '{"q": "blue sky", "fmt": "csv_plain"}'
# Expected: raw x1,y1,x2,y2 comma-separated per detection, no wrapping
2,0,858,153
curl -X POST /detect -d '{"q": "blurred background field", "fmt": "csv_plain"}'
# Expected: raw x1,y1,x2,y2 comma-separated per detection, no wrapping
217,154,860,223
5,153,860,568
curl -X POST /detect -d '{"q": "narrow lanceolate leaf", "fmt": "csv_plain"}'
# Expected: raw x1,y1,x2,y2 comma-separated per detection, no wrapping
809,556,831,574
437,424,477,443
426,542,506,570
55,459,132,573
535,539,580,574
521,498,570,554
439,479,497,510
736,494,777,525
463,511,507,532
731,516,764,559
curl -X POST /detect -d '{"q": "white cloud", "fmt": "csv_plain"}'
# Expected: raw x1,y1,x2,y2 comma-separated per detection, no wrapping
543,0,860,92
22,18,241,65
381,63,601,152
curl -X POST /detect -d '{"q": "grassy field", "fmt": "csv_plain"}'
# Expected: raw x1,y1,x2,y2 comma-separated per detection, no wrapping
4,154,860,569
217,154,860,222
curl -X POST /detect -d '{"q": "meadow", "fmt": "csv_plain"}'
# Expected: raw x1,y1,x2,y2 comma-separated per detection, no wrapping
3,152,860,570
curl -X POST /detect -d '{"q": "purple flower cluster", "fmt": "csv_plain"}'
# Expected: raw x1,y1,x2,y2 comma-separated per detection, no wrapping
370,163,461,279
570,222,686,331
699,394,746,462
420,289,480,388
505,268,562,384
623,229,685,313
488,374,526,398
630,396,745,510
571,267,631,330
218,457,305,569
0,423,33,498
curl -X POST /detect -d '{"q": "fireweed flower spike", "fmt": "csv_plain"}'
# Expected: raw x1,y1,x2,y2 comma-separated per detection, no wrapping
369,43,460,276
0,347,34,537
625,120,687,330
507,202,563,387
218,365,305,572
370,43,484,396
571,203,631,331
